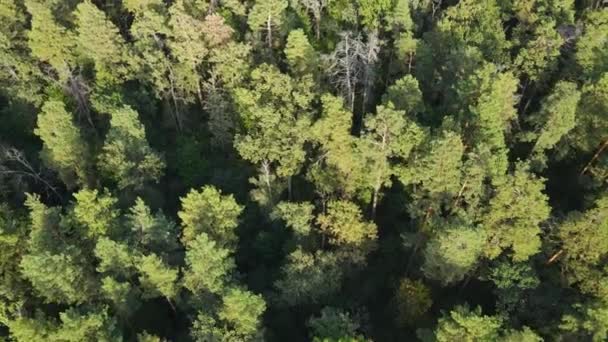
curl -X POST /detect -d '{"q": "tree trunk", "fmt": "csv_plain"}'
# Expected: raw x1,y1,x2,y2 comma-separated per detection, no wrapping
315,16,321,40
580,138,608,176
262,160,273,204
167,66,183,132
267,15,272,48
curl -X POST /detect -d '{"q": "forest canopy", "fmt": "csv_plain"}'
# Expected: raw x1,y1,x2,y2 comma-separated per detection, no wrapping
0,0,607,341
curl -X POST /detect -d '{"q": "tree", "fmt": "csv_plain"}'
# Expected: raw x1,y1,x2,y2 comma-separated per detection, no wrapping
557,195,608,299
72,189,119,239
308,307,360,340
482,165,550,261
435,0,510,64
431,305,502,342
561,301,608,342
247,0,288,48
394,278,433,326
233,64,313,203
574,10,608,80
275,248,343,306
183,233,235,295
19,251,94,304
98,105,165,190
298,0,331,40
178,185,243,247
34,100,90,188
360,104,425,216
285,29,318,77
357,0,391,29
136,253,179,302
126,197,179,254
422,222,486,285
307,94,365,199
399,130,464,219
382,75,424,115
317,200,377,249
513,20,563,84
527,81,581,167
218,288,266,339
24,0,75,81
74,0,130,84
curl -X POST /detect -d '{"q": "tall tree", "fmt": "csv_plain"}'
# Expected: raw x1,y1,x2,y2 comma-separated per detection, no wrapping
247,0,288,48
178,186,243,248
34,100,90,188
98,105,165,190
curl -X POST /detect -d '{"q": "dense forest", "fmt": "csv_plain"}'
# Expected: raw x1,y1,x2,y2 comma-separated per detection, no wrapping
0,0,606,340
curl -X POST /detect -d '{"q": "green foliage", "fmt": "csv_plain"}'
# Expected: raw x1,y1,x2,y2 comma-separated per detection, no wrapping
218,288,266,338
73,189,119,238
74,0,130,83
0,1,607,341
98,105,165,190
482,165,550,261
20,251,94,304
183,233,235,295
382,75,424,115
34,100,90,188
422,222,486,285
127,197,179,254
561,301,608,342
317,200,377,247
574,11,608,80
275,248,343,306
24,0,75,80
285,29,318,76
136,253,178,300
528,81,581,165
247,0,288,47
394,278,432,325
178,185,243,247
308,307,360,340
557,196,608,298
431,305,503,342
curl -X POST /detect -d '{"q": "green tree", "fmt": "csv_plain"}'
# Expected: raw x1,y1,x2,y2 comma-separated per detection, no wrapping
127,197,179,254
275,248,343,306
233,64,313,204
431,305,502,342
19,251,94,304
72,189,119,239
422,222,486,285
34,100,90,188
394,278,433,326
178,186,243,247
574,10,608,80
98,105,165,190
317,200,377,251
218,288,266,339
247,0,288,48
308,307,360,340
482,165,550,261
557,195,608,299
183,233,235,295
527,81,581,167
285,29,318,77
74,0,130,84
24,0,75,81
307,94,365,199
382,75,424,115
136,253,179,302
360,104,425,216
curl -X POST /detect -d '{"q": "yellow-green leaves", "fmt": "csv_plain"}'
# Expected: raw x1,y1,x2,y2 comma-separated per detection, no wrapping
178,186,243,247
